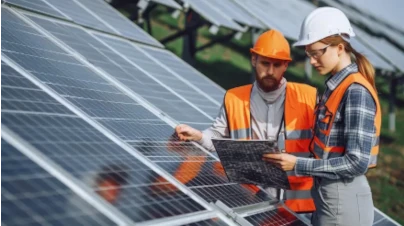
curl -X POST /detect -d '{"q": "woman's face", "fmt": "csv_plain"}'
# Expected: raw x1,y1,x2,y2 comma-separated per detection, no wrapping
305,41,340,75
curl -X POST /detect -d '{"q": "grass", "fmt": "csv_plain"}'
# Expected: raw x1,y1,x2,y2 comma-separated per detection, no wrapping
128,5,404,224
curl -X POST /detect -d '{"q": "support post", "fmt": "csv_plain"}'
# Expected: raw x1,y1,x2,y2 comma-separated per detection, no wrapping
389,77,397,132
142,3,157,35
181,10,202,65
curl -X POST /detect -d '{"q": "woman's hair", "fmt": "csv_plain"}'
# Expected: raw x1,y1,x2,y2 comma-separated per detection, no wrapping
320,35,376,90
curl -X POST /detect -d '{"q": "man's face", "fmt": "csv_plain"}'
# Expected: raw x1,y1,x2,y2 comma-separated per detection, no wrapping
251,54,288,92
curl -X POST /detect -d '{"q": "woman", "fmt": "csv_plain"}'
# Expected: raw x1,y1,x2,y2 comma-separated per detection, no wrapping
264,7,381,226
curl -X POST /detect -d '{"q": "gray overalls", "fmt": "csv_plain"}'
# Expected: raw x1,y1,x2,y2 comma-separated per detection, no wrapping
311,175,374,226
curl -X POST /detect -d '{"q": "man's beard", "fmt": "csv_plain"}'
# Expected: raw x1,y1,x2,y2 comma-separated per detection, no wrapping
256,74,280,92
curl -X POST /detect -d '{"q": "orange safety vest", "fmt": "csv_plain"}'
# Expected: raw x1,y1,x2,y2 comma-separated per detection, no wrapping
311,72,381,168
224,82,316,213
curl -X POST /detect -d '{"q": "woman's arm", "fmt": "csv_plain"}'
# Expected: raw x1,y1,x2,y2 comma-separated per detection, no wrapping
294,84,376,179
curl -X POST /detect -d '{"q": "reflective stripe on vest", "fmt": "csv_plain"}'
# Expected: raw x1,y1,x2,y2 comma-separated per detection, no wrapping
230,128,252,140
311,73,381,168
224,83,317,213
287,129,312,140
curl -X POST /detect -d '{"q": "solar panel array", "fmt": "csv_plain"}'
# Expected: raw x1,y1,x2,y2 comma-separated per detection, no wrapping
1,2,308,225
1,0,402,225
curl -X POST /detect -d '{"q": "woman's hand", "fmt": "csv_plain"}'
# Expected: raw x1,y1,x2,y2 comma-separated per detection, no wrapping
263,153,297,171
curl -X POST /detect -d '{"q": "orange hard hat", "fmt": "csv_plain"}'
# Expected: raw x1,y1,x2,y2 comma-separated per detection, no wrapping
250,29,292,61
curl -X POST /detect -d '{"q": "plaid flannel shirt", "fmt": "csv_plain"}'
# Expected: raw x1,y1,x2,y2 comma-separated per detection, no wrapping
295,63,377,179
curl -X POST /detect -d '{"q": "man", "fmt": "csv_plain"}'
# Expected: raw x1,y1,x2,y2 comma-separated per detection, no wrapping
175,30,317,214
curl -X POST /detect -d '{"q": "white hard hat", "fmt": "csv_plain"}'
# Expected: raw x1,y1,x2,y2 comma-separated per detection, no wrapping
293,7,355,47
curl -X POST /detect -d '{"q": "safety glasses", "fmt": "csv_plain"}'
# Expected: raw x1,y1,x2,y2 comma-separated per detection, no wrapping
305,44,331,59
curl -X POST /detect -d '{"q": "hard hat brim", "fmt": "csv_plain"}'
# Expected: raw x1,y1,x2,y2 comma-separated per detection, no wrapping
292,40,311,47
293,32,356,47
250,48,292,61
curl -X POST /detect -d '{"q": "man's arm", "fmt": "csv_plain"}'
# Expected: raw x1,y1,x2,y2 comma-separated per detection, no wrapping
196,104,230,151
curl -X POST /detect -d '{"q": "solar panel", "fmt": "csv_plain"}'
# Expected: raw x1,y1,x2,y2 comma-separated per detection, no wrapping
43,0,116,34
350,37,394,71
232,0,297,40
336,0,404,33
353,25,404,72
213,0,266,29
150,0,183,10
23,14,213,131
93,35,221,121
180,0,245,32
1,59,208,223
4,0,70,20
139,46,225,103
76,0,163,47
3,6,271,216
